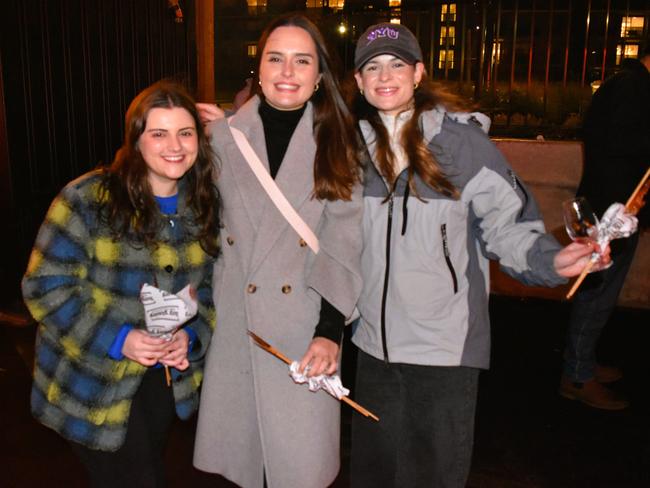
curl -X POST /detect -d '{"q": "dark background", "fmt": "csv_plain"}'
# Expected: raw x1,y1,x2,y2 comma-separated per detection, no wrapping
0,0,196,305
1,0,649,304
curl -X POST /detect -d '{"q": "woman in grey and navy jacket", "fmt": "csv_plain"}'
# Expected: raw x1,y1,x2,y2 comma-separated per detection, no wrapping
22,81,219,487
347,23,610,488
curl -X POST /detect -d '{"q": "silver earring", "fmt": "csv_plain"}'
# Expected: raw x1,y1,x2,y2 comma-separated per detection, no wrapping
314,82,320,92
359,88,364,96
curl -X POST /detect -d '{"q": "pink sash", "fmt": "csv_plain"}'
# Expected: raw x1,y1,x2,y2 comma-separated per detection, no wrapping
228,123,320,254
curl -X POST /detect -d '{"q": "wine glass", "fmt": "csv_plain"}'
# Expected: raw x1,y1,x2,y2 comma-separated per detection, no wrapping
562,197,599,243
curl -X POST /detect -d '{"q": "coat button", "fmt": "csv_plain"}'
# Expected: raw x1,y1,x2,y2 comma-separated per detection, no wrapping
164,265,174,273
281,285,292,294
247,284,257,293
299,238,307,247
226,236,234,246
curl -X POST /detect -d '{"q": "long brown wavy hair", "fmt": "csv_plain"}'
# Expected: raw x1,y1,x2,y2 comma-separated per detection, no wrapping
348,73,470,199
251,14,361,201
99,80,220,256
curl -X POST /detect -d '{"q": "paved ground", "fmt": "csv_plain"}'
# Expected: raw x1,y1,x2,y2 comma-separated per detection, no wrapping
1,296,648,487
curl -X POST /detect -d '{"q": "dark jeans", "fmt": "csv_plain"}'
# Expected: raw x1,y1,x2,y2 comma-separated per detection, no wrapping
69,367,175,488
563,232,640,382
350,350,479,488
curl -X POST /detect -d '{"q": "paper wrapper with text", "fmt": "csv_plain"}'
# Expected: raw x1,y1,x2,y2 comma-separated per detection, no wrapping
139,283,198,339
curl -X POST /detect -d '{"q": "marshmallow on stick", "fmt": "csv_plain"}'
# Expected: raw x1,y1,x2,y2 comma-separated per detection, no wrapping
289,361,350,400
566,203,639,299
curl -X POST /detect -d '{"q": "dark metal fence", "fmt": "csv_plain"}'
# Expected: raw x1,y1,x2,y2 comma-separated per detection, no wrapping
215,0,650,133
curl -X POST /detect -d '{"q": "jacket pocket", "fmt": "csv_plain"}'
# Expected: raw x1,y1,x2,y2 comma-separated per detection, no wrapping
440,224,458,294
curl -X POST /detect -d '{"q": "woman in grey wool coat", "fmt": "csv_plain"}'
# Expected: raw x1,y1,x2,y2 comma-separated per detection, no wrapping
193,14,363,488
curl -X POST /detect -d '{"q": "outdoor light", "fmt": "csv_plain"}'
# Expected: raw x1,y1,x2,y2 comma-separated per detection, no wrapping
338,23,347,35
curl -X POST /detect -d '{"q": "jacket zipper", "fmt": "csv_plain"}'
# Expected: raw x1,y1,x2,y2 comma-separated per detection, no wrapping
441,224,459,294
508,169,529,216
380,192,394,363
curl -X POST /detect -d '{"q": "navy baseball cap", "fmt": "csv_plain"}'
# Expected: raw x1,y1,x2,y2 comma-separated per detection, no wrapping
354,23,424,70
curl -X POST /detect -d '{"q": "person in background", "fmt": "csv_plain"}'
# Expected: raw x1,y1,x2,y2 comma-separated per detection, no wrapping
346,22,610,488
559,41,650,410
22,80,219,487
193,14,363,488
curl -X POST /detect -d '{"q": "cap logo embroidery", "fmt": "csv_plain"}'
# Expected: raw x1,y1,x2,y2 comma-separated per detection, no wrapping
366,26,399,43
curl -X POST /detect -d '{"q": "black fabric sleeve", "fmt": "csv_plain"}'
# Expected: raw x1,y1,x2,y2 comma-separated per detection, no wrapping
313,297,345,344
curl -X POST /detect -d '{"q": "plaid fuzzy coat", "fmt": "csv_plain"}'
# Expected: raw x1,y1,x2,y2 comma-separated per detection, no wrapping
22,171,216,451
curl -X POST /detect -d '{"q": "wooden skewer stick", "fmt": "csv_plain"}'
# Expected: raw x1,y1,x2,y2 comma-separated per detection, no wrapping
164,365,172,386
566,167,650,300
565,256,596,300
247,330,379,422
625,167,650,210
248,330,292,364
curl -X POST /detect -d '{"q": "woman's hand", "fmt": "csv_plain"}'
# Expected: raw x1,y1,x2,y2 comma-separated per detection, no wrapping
298,337,339,378
196,102,225,126
159,330,190,371
553,241,612,277
122,329,168,367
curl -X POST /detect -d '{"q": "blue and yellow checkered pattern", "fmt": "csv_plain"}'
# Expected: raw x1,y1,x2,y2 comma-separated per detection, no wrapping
22,171,216,451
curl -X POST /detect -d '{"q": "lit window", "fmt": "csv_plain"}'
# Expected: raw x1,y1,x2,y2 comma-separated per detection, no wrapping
389,0,401,6
620,17,644,38
328,0,345,8
616,44,639,65
440,26,455,46
492,40,502,65
441,3,457,22
438,49,455,69
247,45,257,58
247,0,267,13
390,18,401,24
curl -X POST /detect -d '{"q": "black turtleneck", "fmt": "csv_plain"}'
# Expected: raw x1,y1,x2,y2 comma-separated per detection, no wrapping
258,99,306,179
258,98,345,345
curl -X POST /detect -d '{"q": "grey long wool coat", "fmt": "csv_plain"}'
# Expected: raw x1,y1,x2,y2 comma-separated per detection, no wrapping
193,97,363,488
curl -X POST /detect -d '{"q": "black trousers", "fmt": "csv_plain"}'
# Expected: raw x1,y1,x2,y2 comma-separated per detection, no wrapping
69,367,175,488
564,232,640,381
351,350,480,488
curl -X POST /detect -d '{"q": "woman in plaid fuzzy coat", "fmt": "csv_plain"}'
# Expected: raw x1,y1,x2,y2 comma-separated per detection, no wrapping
22,81,220,487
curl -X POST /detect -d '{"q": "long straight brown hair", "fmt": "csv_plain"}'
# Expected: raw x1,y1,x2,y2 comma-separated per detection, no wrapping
251,14,361,201
99,80,221,256
348,74,470,199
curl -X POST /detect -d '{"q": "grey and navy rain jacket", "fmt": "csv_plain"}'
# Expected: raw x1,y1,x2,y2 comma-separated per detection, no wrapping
353,108,566,370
